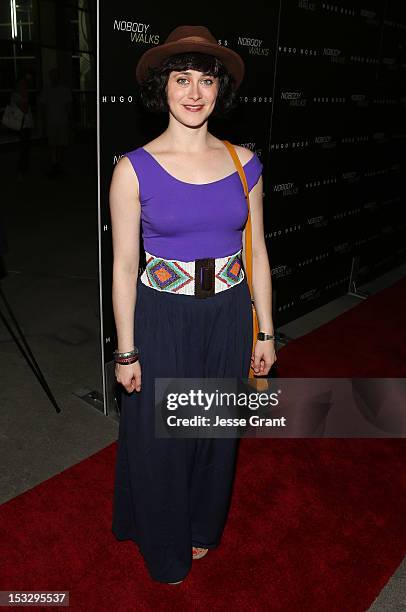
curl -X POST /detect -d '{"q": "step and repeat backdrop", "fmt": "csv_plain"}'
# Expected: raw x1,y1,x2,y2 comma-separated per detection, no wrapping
98,3,406,413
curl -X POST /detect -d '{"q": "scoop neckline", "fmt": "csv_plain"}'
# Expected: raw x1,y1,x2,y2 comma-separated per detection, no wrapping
141,146,255,186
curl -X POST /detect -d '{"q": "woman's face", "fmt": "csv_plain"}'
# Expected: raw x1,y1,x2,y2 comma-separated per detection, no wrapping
165,68,219,126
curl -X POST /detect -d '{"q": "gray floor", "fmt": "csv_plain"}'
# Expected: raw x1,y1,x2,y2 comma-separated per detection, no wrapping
0,138,115,503
0,139,404,608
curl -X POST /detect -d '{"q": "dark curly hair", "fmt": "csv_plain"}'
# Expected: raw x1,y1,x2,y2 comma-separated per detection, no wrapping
139,52,238,117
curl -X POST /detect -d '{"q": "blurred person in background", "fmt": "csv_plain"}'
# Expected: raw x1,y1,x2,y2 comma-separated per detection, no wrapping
11,74,34,181
39,68,73,177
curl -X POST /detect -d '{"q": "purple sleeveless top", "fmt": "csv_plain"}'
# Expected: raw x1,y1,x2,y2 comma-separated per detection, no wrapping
125,146,263,262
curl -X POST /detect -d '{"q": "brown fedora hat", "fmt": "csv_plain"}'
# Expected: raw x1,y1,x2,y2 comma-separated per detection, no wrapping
136,25,245,90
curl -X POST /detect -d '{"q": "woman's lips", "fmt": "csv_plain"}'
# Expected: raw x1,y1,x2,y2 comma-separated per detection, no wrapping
183,105,204,112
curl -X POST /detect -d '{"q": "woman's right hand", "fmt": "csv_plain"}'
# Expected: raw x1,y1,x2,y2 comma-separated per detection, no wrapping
115,361,142,393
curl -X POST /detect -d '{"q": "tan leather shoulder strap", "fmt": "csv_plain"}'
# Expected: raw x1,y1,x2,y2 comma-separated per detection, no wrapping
222,140,249,199
222,140,254,296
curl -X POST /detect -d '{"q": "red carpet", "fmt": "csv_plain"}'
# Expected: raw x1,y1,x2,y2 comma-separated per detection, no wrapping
276,276,406,377
1,439,405,611
1,280,405,611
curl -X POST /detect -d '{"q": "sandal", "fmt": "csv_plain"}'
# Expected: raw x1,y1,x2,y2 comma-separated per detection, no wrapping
192,546,209,560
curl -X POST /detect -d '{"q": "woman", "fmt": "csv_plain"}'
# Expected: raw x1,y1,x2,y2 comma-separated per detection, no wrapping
110,25,276,585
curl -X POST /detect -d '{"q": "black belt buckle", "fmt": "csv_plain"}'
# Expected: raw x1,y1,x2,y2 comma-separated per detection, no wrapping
195,258,215,298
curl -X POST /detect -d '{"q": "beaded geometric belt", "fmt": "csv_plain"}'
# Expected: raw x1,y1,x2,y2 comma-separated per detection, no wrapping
140,249,245,298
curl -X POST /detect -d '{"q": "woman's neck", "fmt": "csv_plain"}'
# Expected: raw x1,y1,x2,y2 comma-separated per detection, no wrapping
159,116,215,154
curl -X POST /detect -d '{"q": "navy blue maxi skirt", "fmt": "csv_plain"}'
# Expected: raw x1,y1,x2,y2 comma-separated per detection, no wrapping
112,274,253,583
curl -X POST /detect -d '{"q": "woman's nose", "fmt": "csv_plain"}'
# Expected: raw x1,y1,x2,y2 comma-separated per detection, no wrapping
188,81,202,99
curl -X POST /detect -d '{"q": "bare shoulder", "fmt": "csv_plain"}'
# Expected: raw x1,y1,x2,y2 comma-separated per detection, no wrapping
111,155,139,197
230,143,255,165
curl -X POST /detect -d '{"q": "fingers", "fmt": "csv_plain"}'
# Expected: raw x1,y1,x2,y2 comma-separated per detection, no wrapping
125,376,141,393
251,356,261,374
115,363,142,393
251,353,277,375
134,372,142,392
126,373,141,393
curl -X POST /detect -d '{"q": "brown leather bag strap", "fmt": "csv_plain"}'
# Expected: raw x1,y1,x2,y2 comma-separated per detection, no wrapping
222,140,254,298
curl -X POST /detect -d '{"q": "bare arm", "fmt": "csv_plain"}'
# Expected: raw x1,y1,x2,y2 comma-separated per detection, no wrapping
234,144,274,335
246,174,277,374
109,156,141,353
249,175,274,334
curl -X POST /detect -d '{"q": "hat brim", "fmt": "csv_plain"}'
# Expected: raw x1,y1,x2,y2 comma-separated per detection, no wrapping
136,40,245,90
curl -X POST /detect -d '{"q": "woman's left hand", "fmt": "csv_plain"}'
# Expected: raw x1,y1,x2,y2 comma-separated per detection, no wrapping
251,340,277,375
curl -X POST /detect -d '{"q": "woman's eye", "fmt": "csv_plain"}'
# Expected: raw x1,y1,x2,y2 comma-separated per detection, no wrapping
176,77,214,85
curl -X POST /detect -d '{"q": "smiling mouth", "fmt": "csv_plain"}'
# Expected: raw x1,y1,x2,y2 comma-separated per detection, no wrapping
183,105,204,112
